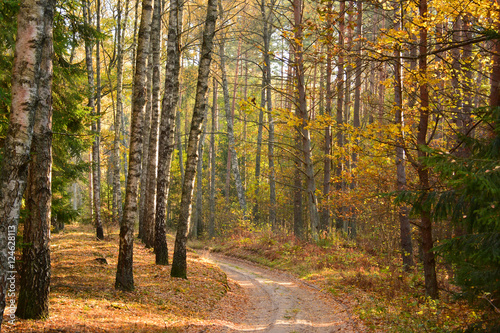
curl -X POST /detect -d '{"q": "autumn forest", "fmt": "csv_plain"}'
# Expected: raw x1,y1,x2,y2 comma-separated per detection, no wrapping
0,0,499,330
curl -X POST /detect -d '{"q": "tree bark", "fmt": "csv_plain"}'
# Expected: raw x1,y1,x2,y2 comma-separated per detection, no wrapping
293,0,319,240
416,0,438,299
261,0,277,228
191,118,207,238
139,49,153,241
143,0,162,249
83,0,103,241
320,1,334,232
94,0,104,240
171,0,218,278
155,0,184,265
16,0,54,318
394,3,414,271
113,0,126,227
115,0,153,291
209,78,217,238
0,0,54,325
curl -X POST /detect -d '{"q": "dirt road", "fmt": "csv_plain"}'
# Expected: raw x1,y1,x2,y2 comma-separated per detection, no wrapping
201,253,365,333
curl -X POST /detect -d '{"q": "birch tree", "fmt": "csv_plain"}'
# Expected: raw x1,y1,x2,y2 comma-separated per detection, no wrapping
154,0,184,265
115,0,153,291
143,0,162,249
171,0,218,278
0,0,55,325
16,0,55,318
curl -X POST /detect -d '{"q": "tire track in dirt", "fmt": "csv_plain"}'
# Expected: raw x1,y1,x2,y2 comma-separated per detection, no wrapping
204,253,364,333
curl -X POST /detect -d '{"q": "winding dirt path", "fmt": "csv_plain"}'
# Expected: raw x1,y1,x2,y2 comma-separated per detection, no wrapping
200,253,365,333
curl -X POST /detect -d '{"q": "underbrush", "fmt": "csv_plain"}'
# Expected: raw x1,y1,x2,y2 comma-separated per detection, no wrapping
210,228,499,332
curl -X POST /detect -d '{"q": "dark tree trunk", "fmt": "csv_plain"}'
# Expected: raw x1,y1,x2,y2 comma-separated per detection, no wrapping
293,0,319,239
155,0,183,265
416,0,438,299
115,0,153,291
171,0,217,279
16,0,55,318
335,0,346,232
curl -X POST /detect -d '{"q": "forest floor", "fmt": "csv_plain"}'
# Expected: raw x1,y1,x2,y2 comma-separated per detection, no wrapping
5,223,364,333
4,223,497,332
5,223,232,332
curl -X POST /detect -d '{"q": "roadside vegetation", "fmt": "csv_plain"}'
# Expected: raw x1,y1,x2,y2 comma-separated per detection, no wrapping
207,226,500,333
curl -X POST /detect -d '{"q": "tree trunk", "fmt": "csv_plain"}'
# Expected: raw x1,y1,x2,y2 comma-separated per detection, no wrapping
115,0,153,291
394,3,414,271
191,118,207,238
209,78,217,238
155,0,184,265
261,0,277,228
293,0,319,240
416,0,438,299
171,0,218,278
113,0,126,227
335,0,345,232
252,72,265,222
83,0,103,241
16,0,54,318
218,13,247,214
176,109,185,182
139,49,153,241
94,0,104,240
0,0,54,325
143,0,162,249
320,1,334,232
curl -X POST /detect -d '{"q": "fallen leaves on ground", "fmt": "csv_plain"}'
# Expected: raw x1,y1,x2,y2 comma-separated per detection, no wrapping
4,223,234,333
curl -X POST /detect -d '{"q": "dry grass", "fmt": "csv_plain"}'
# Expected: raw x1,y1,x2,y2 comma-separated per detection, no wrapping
5,223,229,333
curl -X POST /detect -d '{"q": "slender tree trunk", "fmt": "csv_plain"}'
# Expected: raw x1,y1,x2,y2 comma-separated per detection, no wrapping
209,78,217,238
139,49,153,240
94,0,104,240
191,119,207,238
293,146,303,239
218,15,247,214
176,109,185,181
394,4,414,271
113,0,125,226
252,72,265,222
261,0,277,228
155,0,184,265
143,0,162,249
416,0,438,299
320,2,334,232
0,0,54,325
115,0,153,291
16,0,54,318
171,0,218,278
335,0,346,232
293,0,319,239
